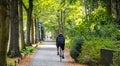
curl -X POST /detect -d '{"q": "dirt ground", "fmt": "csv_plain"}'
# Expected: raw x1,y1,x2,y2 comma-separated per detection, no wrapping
17,52,34,66
64,48,88,66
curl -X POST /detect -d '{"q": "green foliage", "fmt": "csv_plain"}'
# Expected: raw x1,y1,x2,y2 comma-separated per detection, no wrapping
33,0,120,65
78,37,114,64
70,36,83,62
7,63,13,66
9,51,16,57
68,0,77,5
66,7,120,64
7,58,15,66
66,6,120,65
20,46,35,55
94,23,119,38
112,51,120,66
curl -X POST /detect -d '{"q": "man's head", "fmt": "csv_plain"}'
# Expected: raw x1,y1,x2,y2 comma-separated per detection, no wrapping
58,32,63,37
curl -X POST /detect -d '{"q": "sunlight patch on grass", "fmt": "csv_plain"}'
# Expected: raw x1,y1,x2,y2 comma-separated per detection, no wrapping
7,57,15,66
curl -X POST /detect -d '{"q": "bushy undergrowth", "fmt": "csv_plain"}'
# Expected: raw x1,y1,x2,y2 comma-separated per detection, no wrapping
7,57,15,66
7,46,36,66
20,46,35,55
67,22,120,65
78,37,115,65
112,52,120,66
66,5,120,65
70,36,84,62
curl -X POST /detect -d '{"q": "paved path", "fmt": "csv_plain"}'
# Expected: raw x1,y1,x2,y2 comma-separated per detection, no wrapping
29,41,67,66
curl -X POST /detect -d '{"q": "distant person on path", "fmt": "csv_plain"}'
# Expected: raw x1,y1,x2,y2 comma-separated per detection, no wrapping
56,33,65,59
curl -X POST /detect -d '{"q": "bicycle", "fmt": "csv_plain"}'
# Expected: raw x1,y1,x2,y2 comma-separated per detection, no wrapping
59,46,62,62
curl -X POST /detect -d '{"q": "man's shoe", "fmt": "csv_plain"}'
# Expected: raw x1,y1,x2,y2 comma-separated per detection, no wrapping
57,52,59,55
62,56,64,59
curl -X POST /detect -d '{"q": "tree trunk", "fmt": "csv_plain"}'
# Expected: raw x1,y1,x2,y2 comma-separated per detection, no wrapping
38,21,41,41
60,10,63,33
35,19,40,42
41,24,44,41
7,0,21,57
26,0,33,46
116,0,120,22
106,0,112,17
26,13,31,45
31,18,34,44
57,10,61,34
111,0,120,22
62,9,66,35
84,0,87,17
35,17,38,43
0,0,9,65
19,0,26,49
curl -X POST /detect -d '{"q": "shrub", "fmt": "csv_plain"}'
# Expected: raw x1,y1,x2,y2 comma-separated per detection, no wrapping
7,57,15,66
112,51,120,66
70,36,83,62
7,63,13,66
78,37,114,65
20,46,35,55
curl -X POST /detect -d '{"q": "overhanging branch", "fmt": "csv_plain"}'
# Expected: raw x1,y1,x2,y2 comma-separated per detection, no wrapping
21,1,28,12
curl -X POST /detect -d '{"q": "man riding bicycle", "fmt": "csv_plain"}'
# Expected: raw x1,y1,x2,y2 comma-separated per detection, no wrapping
56,33,65,59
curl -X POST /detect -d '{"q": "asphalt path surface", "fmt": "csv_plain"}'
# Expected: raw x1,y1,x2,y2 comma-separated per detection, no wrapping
29,41,67,66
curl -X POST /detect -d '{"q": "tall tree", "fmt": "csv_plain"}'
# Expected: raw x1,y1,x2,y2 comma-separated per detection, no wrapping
57,10,61,34
41,23,44,41
31,18,34,44
34,15,38,43
0,0,9,65
111,0,120,23
83,0,87,17
106,0,112,17
19,0,26,49
59,0,67,35
22,0,33,46
34,16,40,43
7,0,21,57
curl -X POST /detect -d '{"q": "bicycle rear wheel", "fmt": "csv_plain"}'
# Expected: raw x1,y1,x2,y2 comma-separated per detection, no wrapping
59,47,62,62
